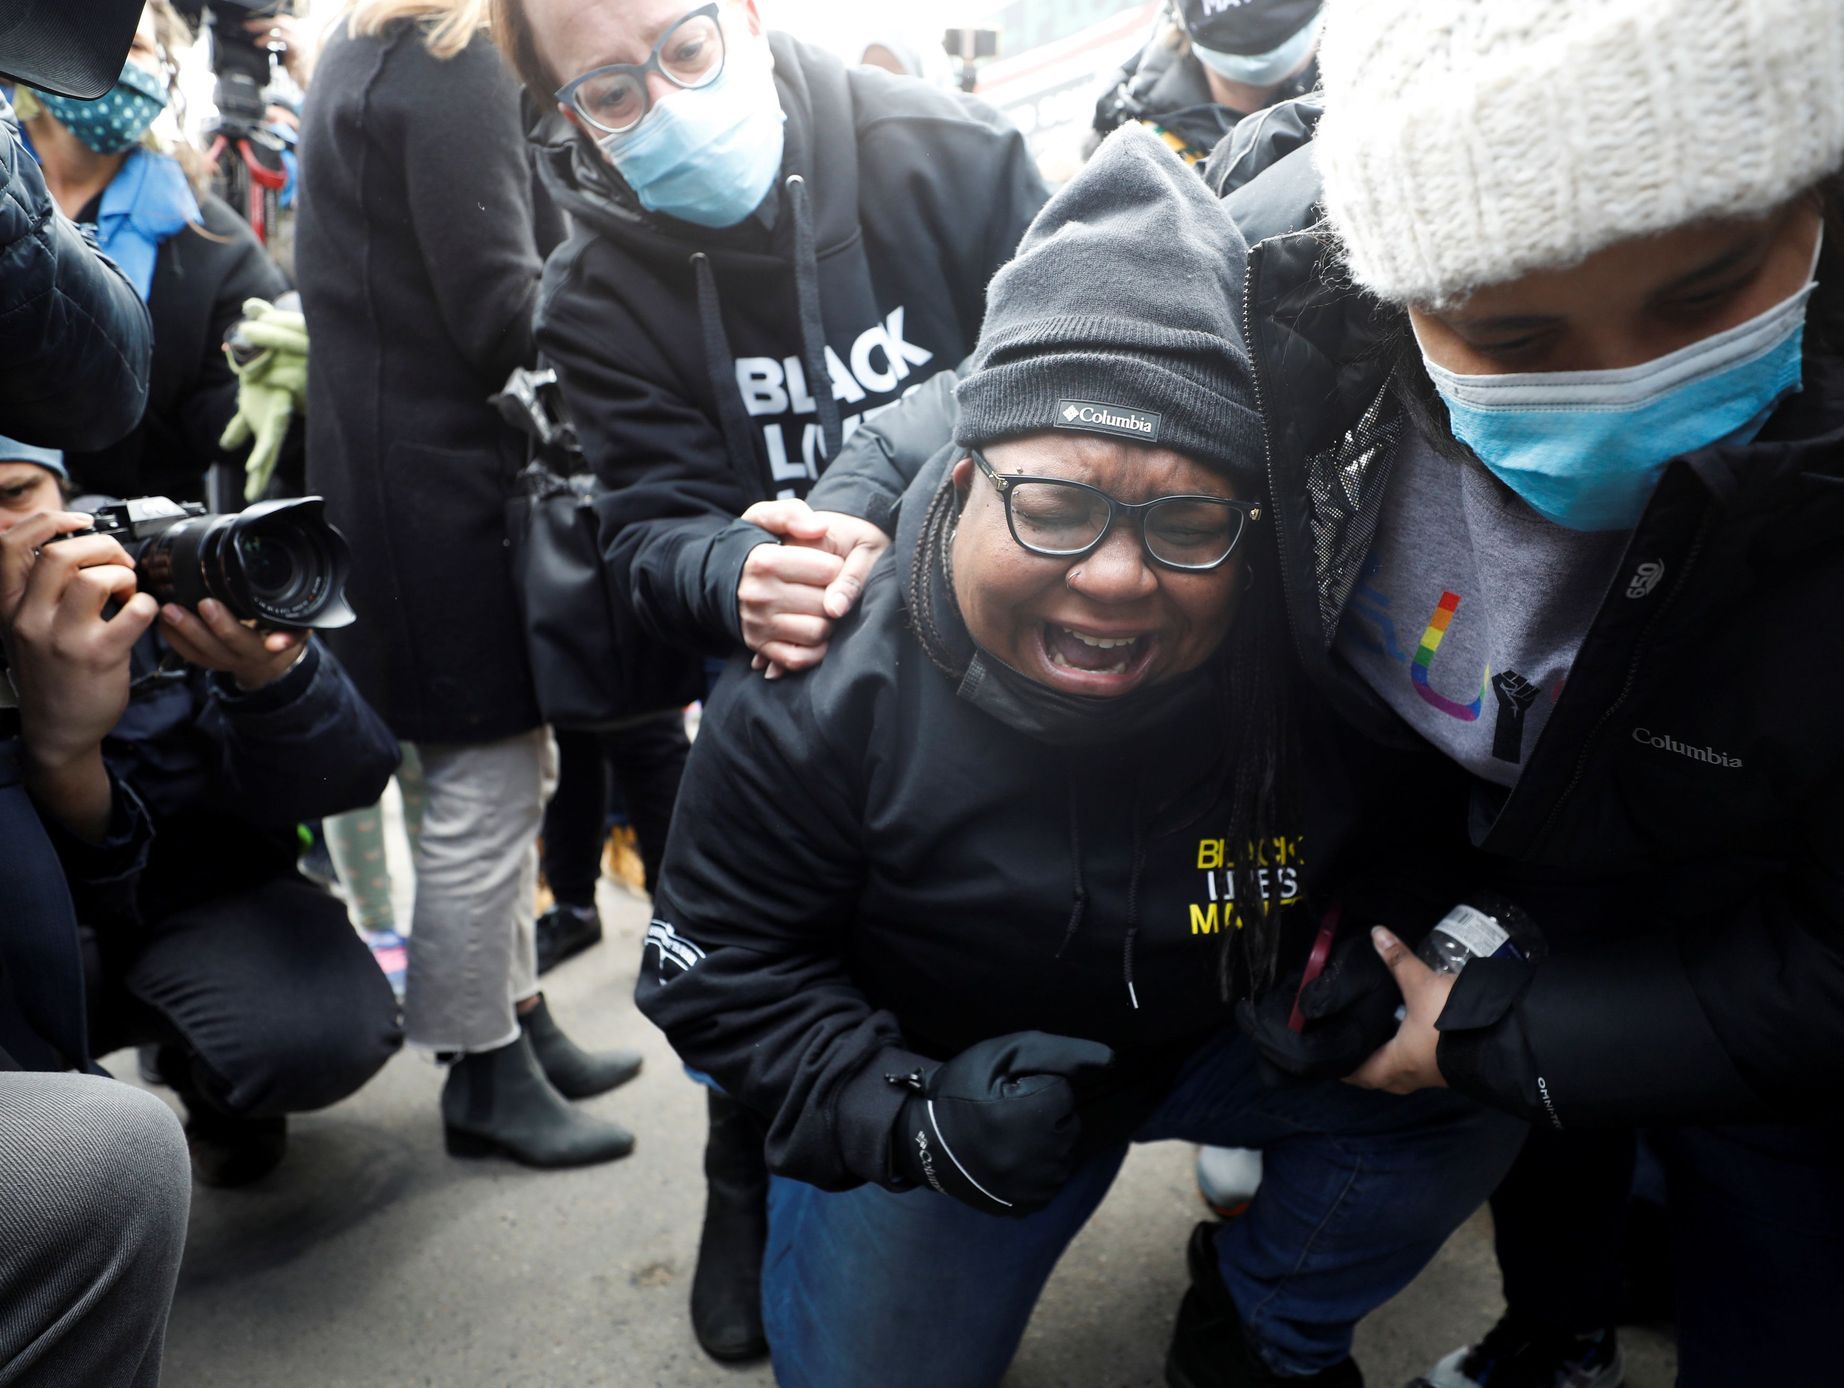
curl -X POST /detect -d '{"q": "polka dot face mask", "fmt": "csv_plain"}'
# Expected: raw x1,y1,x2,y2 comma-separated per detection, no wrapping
34,61,169,157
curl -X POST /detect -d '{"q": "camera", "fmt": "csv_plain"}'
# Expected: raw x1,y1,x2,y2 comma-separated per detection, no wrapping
174,0,297,134
60,495,355,630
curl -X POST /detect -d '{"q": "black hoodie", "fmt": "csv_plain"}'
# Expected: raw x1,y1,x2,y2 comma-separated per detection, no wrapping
532,33,1048,649
636,440,1308,1193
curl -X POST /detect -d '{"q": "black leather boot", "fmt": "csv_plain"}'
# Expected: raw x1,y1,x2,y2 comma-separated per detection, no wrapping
160,1044,289,1188
442,1031,635,1167
535,903,603,975
1166,1223,1364,1387
689,1090,770,1362
520,994,643,1099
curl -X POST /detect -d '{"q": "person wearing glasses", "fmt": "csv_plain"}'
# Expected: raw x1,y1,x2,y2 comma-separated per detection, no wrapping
488,0,1048,1362
635,128,1523,1388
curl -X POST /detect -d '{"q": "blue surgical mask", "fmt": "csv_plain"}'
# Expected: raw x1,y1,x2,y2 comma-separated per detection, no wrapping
597,54,785,229
34,61,168,157
1419,236,1822,532
1191,13,1321,88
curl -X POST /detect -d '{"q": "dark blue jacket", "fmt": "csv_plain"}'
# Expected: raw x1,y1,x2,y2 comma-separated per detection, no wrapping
2,638,397,1072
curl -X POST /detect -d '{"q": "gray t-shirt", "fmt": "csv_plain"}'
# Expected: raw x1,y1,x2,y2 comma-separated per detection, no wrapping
1334,429,1627,787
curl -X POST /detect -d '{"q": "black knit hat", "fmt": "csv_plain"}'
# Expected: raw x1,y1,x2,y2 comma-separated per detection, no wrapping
1178,0,1321,56
954,124,1263,484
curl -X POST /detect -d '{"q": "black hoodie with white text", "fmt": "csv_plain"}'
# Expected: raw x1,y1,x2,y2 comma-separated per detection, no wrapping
532,32,1048,649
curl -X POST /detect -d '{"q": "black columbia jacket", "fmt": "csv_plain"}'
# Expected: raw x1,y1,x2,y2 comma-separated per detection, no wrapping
532,32,1046,650
801,112,1844,1130
637,442,1308,1191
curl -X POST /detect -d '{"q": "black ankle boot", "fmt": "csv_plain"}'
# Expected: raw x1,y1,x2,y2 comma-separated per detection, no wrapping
1166,1223,1363,1387
442,1031,635,1167
690,1090,770,1362
520,994,643,1099
161,1047,288,1188
535,903,603,975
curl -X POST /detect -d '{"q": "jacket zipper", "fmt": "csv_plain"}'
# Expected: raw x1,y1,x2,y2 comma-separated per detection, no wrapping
1524,511,1715,853
1240,240,1312,673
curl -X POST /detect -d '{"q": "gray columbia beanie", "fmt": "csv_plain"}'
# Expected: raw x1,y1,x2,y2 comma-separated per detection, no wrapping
954,123,1263,484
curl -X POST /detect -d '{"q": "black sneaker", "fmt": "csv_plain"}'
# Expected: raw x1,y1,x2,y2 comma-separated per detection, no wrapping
1408,1314,1623,1388
535,903,603,975
1167,1223,1363,1387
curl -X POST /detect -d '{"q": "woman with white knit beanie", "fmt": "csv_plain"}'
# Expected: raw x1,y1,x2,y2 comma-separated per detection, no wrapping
1230,2,1844,1386
726,0,1844,1382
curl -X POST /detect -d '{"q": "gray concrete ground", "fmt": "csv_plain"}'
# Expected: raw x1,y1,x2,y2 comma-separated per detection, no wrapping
115,878,1678,1388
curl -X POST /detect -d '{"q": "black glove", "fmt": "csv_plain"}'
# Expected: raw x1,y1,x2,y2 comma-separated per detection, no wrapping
1236,929,1403,1084
888,1031,1115,1218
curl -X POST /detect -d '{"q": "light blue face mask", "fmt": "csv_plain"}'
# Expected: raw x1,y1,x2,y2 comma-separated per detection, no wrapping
597,54,785,229
1420,239,1822,532
1191,13,1320,88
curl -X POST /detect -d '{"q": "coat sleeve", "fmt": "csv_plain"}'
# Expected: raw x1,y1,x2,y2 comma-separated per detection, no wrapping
0,95,152,451
1436,786,1844,1127
191,640,401,828
537,248,767,650
805,366,961,534
388,34,544,389
634,660,932,1191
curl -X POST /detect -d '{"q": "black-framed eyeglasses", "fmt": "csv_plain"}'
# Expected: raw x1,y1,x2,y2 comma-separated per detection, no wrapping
970,448,1260,572
556,3,727,137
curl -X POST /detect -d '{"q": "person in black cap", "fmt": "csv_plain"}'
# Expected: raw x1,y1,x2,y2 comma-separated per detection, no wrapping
1093,0,1321,168
635,124,1521,1388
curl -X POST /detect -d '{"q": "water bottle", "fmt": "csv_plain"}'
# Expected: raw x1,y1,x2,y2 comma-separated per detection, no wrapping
1396,896,1542,1019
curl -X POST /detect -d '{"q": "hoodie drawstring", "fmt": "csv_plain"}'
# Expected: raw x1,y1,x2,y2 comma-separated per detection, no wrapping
1057,771,1145,1012
785,174,843,465
689,251,764,490
1055,775,1088,960
1122,805,1146,1012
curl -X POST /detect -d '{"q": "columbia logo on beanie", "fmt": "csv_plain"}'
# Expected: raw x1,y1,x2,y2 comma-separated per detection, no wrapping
1056,400,1163,441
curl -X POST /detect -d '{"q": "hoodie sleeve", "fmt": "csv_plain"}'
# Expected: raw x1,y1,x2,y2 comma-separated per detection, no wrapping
537,245,765,650
0,94,152,451
806,366,961,535
634,657,932,1191
1436,784,1844,1127
384,33,544,388
192,641,401,829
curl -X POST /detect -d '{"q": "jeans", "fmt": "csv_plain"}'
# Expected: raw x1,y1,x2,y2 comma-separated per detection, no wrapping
761,1028,1526,1387
403,730,551,1052
540,715,689,904
87,875,402,1118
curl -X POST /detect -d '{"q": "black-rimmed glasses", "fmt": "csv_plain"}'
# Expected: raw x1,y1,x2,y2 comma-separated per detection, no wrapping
556,3,726,137
970,448,1260,572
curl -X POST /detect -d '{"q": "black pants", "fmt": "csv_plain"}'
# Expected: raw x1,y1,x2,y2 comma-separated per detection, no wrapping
1493,1120,1844,1384
541,714,690,905
86,875,401,1119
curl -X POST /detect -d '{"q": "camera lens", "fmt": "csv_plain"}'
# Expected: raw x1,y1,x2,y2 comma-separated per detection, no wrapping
137,497,355,630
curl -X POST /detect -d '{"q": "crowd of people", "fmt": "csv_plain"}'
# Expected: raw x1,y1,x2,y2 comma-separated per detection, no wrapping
1,1,1840,1386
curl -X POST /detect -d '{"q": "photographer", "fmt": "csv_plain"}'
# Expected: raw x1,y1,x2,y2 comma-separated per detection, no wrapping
1,3,193,1381
0,451,404,1187
16,0,291,504
1092,1,1321,168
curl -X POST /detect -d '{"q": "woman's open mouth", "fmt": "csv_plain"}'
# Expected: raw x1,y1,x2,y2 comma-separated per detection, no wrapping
1038,623,1158,693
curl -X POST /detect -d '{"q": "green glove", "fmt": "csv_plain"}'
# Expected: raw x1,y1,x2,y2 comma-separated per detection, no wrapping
220,297,310,502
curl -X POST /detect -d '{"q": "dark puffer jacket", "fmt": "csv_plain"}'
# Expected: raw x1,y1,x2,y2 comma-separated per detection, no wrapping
800,116,1844,1130
0,93,151,450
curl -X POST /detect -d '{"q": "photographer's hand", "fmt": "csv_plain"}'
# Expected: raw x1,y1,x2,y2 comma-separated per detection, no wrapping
159,598,306,690
0,512,158,841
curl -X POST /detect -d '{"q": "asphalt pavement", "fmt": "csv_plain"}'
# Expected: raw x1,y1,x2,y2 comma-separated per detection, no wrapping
118,874,1678,1388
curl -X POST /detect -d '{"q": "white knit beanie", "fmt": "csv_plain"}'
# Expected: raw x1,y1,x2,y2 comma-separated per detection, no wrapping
1313,0,1844,307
